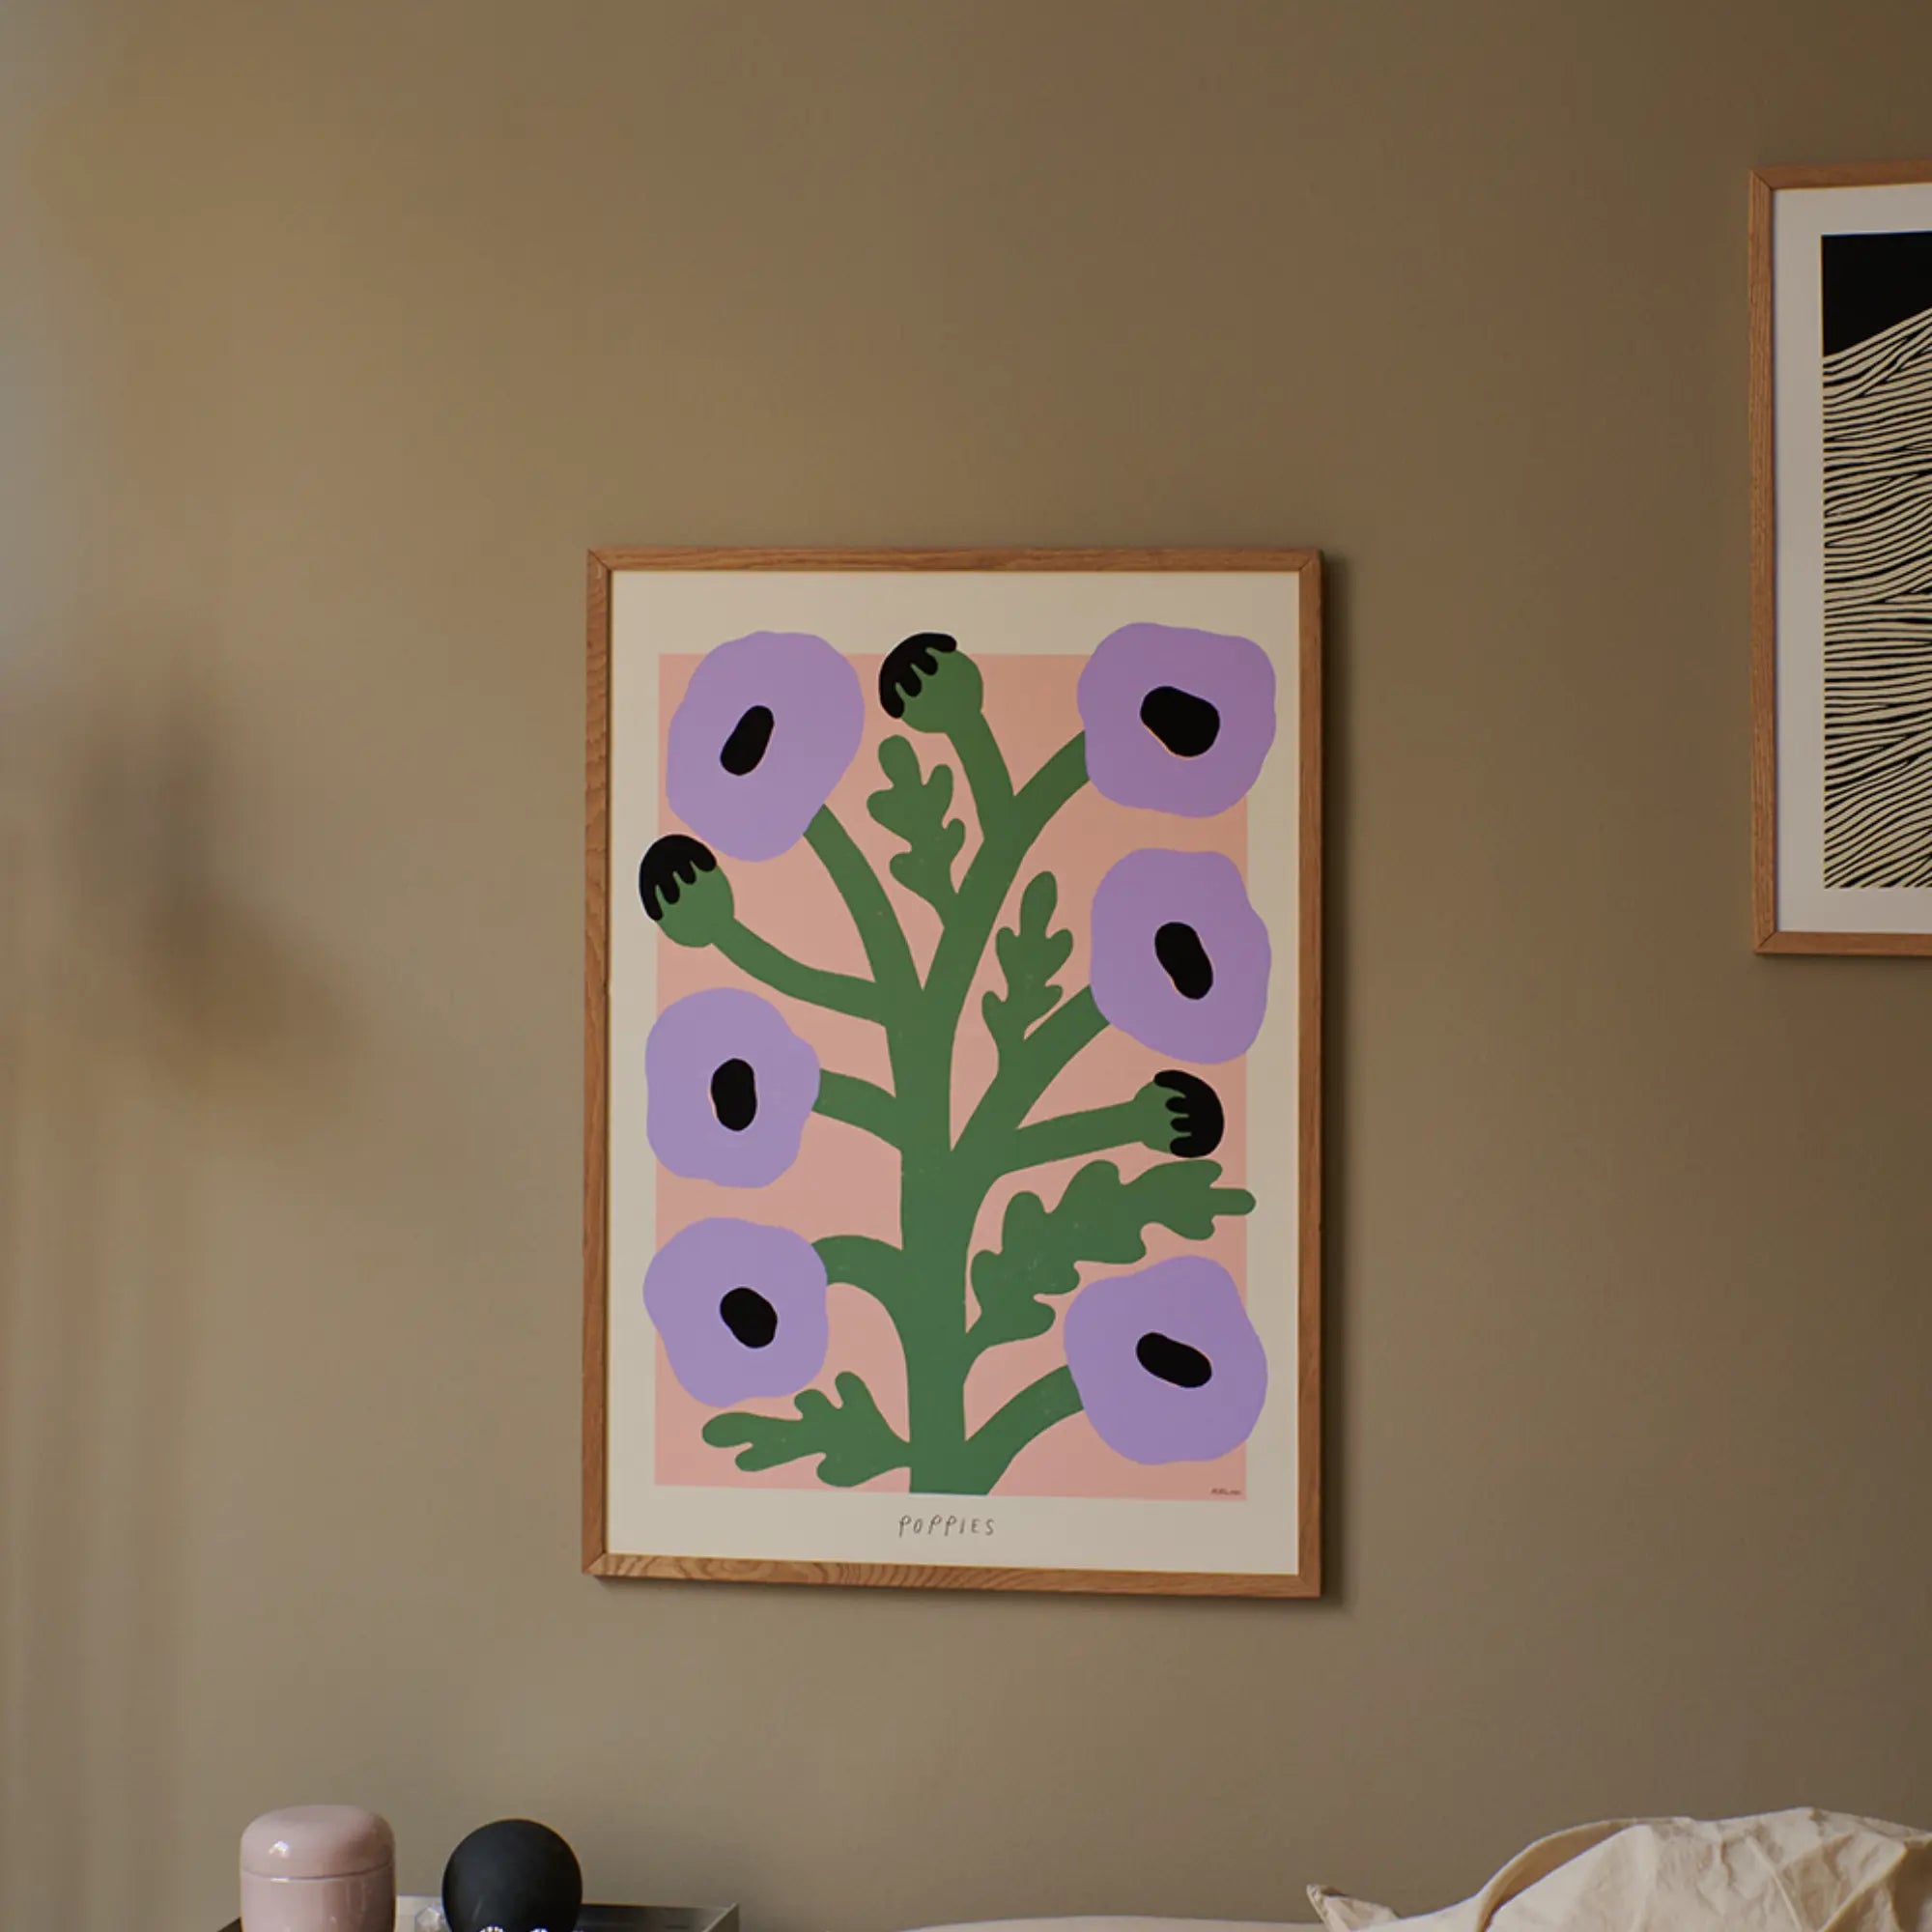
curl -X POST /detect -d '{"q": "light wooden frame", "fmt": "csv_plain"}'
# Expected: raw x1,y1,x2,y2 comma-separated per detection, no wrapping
1751,160,1932,954
583,547,1322,1596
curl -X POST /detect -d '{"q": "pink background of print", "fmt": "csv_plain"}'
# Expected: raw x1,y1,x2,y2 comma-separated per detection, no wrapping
651,652,1253,1500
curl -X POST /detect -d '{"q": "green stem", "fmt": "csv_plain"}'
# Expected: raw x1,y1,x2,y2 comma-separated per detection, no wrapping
924,732,1089,1065
817,1234,905,1283
1007,1097,1145,1171
715,916,882,1023
1012,726,1090,815
887,736,1092,1494
813,1072,899,1147
814,1234,907,1315
946,708,1014,826
968,1367,1083,1488
1012,732,1090,838
956,986,1109,1174
892,1116,980,1489
803,727,1090,1496
805,806,921,1001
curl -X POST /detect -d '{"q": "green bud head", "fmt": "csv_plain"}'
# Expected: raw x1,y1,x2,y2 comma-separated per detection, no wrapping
639,835,735,948
1133,1069,1226,1159
878,632,985,734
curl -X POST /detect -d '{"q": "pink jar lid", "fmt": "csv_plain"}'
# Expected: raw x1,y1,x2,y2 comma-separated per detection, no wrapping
241,1805,395,1880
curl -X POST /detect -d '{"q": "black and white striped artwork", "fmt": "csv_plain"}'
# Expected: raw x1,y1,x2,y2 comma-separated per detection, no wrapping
1821,231,1932,888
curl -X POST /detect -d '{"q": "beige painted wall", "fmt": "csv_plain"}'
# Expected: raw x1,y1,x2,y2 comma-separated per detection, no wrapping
5,3,1932,1928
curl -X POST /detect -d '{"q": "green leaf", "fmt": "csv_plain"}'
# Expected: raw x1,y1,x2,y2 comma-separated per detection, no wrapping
981,872,1073,1056
699,1372,909,1488
866,735,966,911
969,1159,1255,1350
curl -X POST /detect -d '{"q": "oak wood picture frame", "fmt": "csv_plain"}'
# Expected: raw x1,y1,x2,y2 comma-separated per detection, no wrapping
1751,160,1932,954
584,547,1321,1596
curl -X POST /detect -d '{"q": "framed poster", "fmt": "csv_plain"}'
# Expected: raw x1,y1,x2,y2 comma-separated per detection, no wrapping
583,548,1321,1596
1752,161,1932,952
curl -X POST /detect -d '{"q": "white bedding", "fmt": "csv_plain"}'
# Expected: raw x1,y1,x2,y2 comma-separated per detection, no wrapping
912,1810,1932,1932
921,1922,1311,1931
1310,1809,1932,1931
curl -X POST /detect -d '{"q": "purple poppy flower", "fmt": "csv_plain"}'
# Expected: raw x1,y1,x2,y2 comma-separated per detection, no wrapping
1077,623,1276,816
667,632,865,862
644,1217,830,1406
646,988,821,1187
1063,1257,1267,1463
1089,849,1270,1063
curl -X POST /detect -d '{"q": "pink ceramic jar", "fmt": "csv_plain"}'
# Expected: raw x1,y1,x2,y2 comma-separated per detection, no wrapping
241,1804,395,1932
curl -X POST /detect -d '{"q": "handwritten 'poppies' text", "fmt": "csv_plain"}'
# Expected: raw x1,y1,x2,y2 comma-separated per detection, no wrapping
898,1512,995,1540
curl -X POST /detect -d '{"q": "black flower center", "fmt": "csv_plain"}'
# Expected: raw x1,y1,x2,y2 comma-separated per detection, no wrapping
709,1057,758,1131
1140,685,1221,757
1151,1068,1224,1158
879,632,956,720
720,1286,778,1349
719,704,776,776
1153,921,1214,1000
1136,1331,1212,1388
638,834,718,922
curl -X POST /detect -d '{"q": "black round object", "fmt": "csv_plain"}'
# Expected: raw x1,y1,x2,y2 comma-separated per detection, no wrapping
441,1819,582,1932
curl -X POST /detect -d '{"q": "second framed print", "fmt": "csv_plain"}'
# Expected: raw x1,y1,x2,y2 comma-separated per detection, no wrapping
1753,161,1932,952
584,548,1321,1596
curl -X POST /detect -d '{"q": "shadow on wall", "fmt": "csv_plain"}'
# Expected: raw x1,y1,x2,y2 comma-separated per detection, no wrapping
1,12,357,1915
0,643,345,1928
